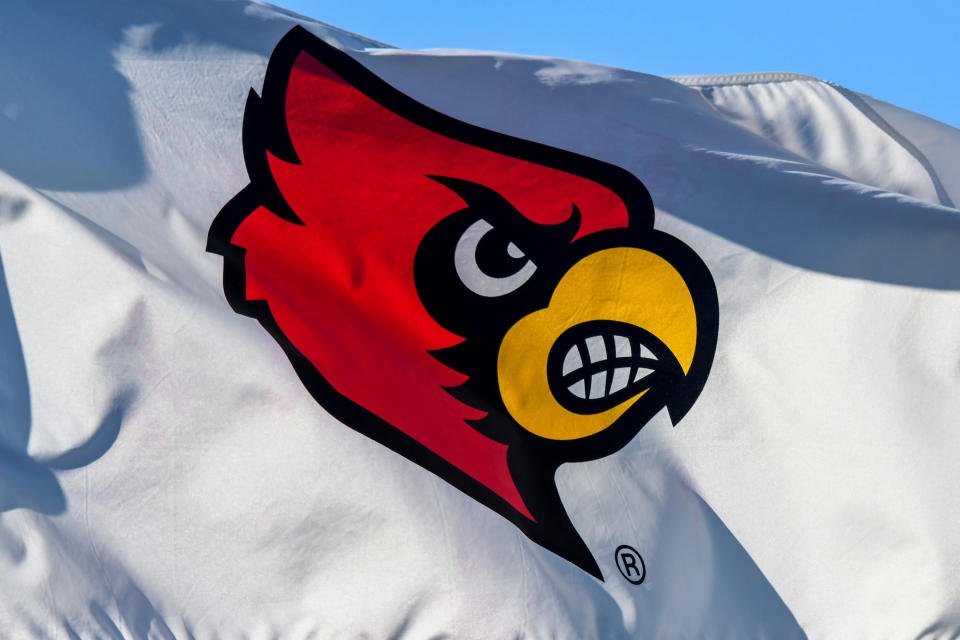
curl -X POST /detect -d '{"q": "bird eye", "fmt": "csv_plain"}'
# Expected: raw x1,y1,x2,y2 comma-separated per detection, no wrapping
454,218,536,297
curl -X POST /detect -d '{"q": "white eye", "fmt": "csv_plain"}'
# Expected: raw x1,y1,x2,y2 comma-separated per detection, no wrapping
454,219,536,297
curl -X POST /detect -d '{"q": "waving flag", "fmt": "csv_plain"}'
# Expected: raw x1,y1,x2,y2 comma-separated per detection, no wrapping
2,1,959,637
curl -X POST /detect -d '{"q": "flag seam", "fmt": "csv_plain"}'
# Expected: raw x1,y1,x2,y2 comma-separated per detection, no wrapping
823,83,955,208
667,71,819,87
669,72,955,208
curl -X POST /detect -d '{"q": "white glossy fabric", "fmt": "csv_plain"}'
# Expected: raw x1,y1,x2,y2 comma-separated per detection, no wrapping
1,1,959,637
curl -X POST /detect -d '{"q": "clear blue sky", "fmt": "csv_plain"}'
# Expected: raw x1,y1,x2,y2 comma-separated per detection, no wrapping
275,0,959,129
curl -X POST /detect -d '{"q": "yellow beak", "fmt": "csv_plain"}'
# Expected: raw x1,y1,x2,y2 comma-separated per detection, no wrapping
497,246,699,441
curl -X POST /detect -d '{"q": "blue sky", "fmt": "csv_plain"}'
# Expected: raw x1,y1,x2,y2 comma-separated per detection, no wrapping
275,0,959,129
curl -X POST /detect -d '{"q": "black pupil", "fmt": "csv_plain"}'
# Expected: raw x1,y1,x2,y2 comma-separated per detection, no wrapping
474,222,526,278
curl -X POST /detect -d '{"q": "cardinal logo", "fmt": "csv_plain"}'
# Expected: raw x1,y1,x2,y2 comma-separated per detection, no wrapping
208,26,718,579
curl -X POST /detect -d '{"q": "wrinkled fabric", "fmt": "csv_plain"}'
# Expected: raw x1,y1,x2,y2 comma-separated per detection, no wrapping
1,0,959,637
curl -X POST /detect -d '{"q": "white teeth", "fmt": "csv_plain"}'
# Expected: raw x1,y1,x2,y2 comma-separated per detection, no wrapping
609,367,631,393
589,372,607,399
633,366,655,382
568,380,586,399
614,335,631,358
585,336,606,363
559,334,658,403
562,345,583,375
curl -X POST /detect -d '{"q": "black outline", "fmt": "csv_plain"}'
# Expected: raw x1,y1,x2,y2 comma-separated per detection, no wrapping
207,26,719,580
546,320,683,416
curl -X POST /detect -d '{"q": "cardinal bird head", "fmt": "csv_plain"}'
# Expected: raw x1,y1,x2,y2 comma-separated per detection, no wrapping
208,26,718,579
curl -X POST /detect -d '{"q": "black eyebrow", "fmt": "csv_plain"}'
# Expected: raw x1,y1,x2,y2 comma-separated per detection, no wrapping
425,175,581,263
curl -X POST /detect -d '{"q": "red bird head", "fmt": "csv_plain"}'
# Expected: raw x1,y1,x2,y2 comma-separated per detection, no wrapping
208,27,718,579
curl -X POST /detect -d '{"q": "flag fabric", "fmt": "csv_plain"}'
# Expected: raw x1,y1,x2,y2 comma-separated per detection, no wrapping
2,1,959,638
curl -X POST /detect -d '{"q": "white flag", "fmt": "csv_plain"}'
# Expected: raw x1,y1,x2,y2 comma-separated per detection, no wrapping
1,1,958,637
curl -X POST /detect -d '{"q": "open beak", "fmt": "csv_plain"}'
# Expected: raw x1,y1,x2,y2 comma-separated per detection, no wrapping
498,246,700,441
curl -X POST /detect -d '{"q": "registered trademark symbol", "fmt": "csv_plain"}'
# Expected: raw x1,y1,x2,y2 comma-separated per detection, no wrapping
615,545,646,584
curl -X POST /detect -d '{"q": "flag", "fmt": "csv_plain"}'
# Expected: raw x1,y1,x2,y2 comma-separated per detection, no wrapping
1,1,959,637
